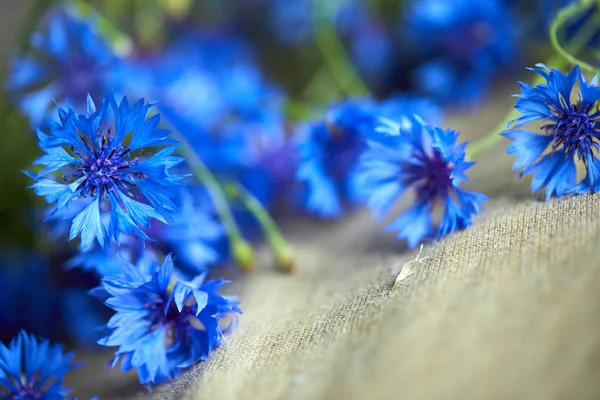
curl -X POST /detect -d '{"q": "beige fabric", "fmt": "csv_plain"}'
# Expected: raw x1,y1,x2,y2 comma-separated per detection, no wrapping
122,193,598,400
67,87,600,400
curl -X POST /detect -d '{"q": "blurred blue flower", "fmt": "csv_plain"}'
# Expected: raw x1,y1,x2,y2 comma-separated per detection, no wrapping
6,7,118,126
405,0,517,104
0,253,57,341
357,117,487,247
296,96,441,218
407,0,515,64
412,58,492,107
504,64,600,199
296,99,377,218
347,16,394,83
60,289,107,347
145,33,292,206
260,0,362,44
66,241,133,277
96,254,241,385
0,330,80,399
27,92,185,251
153,187,224,274
268,0,313,44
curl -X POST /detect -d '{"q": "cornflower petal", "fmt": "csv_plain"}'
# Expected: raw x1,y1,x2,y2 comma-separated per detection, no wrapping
296,97,441,217
27,92,185,248
504,65,600,198
0,331,80,399
358,116,487,247
96,253,241,385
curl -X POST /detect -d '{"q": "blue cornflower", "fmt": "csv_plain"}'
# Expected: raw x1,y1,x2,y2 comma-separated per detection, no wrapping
149,33,292,206
296,99,376,218
296,97,441,218
405,0,517,105
0,253,57,341
0,330,80,399
60,289,107,347
503,64,600,199
96,254,241,385
412,58,493,107
407,0,515,65
268,0,313,44
6,7,118,126
27,92,185,250
66,241,135,277
260,0,361,44
347,16,394,83
154,187,224,273
357,117,488,247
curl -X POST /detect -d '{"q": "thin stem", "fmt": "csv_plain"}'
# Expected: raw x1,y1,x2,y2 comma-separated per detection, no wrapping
285,99,315,121
312,0,369,97
467,3,598,159
171,131,254,272
549,0,599,75
465,110,518,159
223,182,294,273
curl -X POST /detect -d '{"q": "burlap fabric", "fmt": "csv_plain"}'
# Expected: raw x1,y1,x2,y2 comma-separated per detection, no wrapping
63,89,600,400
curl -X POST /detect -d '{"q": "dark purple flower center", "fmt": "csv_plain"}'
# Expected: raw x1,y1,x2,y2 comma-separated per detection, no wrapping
325,123,364,179
546,101,600,160
148,296,200,348
64,128,142,200
5,380,44,399
442,22,494,61
60,58,103,100
405,149,453,202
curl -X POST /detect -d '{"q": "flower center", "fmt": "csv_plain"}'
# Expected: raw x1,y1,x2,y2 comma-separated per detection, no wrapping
64,128,141,199
325,123,364,179
6,381,44,400
148,297,200,348
407,149,453,202
546,101,600,159
60,56,104,100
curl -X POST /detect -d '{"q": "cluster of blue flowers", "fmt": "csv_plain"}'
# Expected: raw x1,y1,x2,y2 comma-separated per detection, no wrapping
1,0,598,397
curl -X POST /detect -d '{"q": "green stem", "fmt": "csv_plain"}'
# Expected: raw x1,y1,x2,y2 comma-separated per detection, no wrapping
312,1,369,97
285,99,315,121
171,131,255,272
467,2,598,159
549,0,600,75
465,110,518,159
223,182,294,273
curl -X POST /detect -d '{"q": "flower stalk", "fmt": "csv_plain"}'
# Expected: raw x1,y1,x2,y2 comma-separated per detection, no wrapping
313,1,369,97
172,131,255,272
549,0,600,76
223,182,295,273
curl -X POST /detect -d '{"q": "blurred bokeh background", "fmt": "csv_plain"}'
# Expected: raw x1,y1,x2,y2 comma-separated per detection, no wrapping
0,0,597,397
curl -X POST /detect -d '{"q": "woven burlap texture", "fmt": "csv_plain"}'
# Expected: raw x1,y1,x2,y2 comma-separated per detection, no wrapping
113,192,595,400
